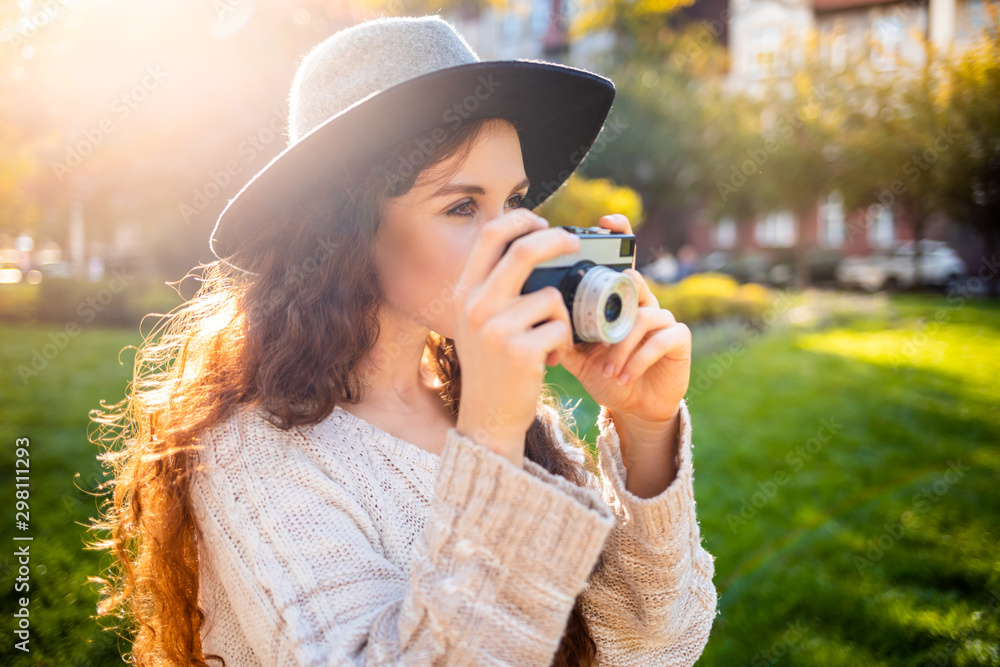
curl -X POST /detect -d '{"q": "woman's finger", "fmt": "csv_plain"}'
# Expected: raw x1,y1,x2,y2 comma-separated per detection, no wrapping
598,213,633,235
618,322,691,385
482,226,580,299
455,208,546,296
603,307,677,379
509,318,573,373
623,268,660,308
484,286,572,342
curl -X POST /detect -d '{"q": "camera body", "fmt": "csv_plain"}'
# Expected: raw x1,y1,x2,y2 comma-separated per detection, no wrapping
507,225,639,344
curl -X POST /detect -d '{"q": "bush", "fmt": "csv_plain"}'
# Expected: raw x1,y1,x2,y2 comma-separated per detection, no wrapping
0,281,40,322
534,173,645,229
731,282,774,321
647,272,775,324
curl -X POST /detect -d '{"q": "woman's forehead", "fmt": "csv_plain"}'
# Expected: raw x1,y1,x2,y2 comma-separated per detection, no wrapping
413,125,525,194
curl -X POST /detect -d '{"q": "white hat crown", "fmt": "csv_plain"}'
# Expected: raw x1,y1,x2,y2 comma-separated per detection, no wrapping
288,15,481,144
210,14,616,270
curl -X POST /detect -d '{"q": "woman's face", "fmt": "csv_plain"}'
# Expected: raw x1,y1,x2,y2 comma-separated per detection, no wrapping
375,119,530,338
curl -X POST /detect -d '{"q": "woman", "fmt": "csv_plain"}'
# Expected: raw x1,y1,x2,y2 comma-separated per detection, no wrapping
88,14,717,666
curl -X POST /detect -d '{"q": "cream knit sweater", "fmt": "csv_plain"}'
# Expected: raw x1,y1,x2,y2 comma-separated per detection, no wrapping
190,396,718,666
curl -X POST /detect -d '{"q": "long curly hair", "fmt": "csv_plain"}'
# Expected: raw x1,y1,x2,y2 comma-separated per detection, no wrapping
86,115,604,666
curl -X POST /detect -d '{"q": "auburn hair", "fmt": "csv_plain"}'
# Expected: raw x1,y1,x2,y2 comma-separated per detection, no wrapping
87,115,604,666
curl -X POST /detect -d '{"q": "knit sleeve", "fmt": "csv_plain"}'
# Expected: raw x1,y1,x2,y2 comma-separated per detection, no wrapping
529,398,718,665
189,409,617,667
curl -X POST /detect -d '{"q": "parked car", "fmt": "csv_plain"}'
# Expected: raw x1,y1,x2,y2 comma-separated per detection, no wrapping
701,250,773,284
805,248,846,285
702,248,846,287
835,240,967,292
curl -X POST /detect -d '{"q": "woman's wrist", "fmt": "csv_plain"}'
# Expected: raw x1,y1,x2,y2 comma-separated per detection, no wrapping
606,404,682,498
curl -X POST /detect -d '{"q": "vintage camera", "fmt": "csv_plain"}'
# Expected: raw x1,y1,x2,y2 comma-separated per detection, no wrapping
505,225,638,344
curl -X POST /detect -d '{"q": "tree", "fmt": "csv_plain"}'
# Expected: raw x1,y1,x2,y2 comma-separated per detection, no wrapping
697,76,768,263
834,26,958,290
573,20,731,264
935,6,1000,296
751,31,843,290
2,0,376,275
571,0,698,62
829,6,1000,296
0,117,41,236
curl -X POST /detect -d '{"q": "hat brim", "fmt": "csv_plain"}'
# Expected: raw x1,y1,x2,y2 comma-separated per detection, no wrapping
209,59,616,265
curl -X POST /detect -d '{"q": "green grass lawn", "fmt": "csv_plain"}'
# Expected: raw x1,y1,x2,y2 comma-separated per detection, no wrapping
2,293,999,665
693,293,1000,666
1,326,141,665
553,293,1000,666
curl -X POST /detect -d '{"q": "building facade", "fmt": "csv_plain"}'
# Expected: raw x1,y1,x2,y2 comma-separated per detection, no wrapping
693,0,992,280
443,0,991,281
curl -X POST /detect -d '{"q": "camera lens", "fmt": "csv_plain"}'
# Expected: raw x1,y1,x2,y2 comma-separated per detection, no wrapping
604,293,622,322
570,266,638,343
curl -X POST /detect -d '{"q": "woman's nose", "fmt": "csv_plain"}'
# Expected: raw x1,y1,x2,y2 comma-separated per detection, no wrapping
485,200,509,222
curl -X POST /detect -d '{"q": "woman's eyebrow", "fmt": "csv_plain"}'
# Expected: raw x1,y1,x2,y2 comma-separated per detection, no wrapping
429,176,531,199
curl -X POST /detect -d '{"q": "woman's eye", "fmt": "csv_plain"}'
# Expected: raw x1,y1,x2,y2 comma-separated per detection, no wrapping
447,193,526,218
448,200,476,217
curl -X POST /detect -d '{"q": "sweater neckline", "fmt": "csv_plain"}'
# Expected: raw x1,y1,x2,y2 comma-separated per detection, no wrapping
329,405,443,471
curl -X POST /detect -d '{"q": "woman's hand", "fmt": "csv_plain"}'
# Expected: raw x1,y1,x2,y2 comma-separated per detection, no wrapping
554,214,691,491
451,208,579,468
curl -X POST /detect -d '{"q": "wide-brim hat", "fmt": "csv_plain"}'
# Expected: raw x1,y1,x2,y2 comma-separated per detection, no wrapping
209,14,616,272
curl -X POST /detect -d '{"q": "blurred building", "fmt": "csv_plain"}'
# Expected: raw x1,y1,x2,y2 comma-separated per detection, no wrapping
447,0,989,282
683,0,991,279
728,0,989,91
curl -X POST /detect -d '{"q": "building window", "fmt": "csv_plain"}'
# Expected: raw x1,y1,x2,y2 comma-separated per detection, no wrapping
819,191,845,247
755,210,796,247
871,16,905,71
866,204,895,248
715,217,737,248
